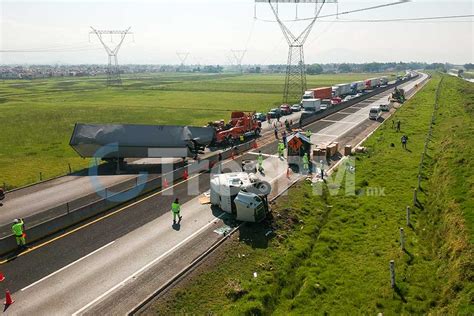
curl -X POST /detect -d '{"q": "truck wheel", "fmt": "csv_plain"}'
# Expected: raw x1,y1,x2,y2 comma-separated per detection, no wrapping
255,181,271,195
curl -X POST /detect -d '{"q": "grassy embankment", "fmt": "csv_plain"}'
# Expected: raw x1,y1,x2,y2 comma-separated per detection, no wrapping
0,72,391,188
150,74,473,315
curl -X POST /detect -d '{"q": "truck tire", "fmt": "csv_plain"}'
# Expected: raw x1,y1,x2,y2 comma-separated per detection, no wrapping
247,180,272,196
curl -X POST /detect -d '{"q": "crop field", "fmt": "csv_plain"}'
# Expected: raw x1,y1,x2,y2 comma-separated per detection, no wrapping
0,72,393,188
150,74,473,315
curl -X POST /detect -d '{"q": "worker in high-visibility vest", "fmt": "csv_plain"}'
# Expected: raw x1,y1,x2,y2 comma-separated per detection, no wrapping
257,151,264,173
302,153,309,173
12,218,26,248
239,134,244,143
305,130,312,138
278,141,285,159
171,198,182,224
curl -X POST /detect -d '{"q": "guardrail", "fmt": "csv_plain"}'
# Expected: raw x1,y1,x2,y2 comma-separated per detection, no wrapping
0,142,255,256
299,75,419,127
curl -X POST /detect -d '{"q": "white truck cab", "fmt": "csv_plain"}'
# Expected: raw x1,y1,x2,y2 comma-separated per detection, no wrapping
210,172,271,222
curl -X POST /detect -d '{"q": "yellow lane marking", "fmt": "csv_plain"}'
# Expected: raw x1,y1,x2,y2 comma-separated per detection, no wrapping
0,172,202,265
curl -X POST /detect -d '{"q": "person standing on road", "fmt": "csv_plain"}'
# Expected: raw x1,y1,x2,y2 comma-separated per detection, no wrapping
401,135,408,149
302,153,310,174
278,141,285,159
0,188,5,207
396,120,401,132
171,198,182,225
320,160,325,180
274,126,279,140
239,134,244,143
305,129,312,138
282,131,287,148
257,151,264,173
12,218,26,248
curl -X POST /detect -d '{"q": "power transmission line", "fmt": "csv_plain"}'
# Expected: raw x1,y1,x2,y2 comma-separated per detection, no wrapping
321,14,474,23
255,0,409,23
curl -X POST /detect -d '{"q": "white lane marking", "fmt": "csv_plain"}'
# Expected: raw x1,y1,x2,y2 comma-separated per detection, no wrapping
320,119,359,124
21,241,115,292
247,152,278,158
72,213,226,316
313,133,339,137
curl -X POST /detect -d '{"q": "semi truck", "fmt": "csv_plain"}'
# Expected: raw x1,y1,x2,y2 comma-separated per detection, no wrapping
210,172,271,222
69,123,215,160
303,87,332,100
332,83,352,97
350,81,365,93
379,76,389,86
301,98,321,112
208,111,261,146
365,78,380,90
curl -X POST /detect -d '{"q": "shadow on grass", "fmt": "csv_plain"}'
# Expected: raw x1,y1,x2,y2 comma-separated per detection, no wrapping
415,199,425,210
403,248,415,265
394,285,408,303
239,222,271,249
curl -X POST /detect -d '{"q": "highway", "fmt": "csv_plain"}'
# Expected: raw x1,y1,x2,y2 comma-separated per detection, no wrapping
0,111,302,229
0,73,428,315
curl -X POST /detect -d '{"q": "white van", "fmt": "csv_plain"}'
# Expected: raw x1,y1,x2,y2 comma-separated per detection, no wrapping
369,106,382,120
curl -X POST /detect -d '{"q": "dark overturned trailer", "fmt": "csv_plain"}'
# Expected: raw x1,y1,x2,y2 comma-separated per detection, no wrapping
69,123,216,160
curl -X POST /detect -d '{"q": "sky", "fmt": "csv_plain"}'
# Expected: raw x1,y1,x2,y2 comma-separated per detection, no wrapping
0,0,472,65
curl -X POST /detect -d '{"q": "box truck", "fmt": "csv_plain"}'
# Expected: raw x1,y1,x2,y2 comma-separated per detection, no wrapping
301,99,321,112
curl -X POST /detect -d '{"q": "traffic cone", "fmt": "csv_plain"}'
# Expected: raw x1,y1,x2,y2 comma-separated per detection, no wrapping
253,141,258,149
231,151,235,160
0,272,4,282
287,168,291,179
163,177,169,188
4,289,14,306
183,169,188,180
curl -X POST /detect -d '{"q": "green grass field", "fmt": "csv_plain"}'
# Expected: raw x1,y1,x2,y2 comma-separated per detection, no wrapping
0,72,392,188
150,74,473,315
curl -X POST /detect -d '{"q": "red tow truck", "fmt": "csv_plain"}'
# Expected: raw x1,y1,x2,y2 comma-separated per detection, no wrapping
209,111,262,146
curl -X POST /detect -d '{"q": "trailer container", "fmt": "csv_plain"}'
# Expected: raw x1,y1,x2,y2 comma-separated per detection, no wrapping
303,87,332,100
70,123,215,159
332,83,352,97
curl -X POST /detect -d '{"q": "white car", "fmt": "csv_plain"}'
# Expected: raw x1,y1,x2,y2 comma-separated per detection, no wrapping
343,95,354,102
290,104,301,112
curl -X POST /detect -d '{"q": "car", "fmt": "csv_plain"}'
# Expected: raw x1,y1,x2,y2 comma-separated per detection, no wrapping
290,104,301,112
343,95,354,102
379,103,390,112
253,112,266,122
280,104,292,115
268,108,281,119
331,97,342,105
320,104,328,111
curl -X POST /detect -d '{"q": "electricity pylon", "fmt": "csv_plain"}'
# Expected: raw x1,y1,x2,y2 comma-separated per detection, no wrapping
255,0,337,103
90,27,132,86
230,49,247,73
176,52,190,72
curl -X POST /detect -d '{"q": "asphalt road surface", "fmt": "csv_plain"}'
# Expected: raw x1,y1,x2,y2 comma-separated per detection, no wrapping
0,73,427,315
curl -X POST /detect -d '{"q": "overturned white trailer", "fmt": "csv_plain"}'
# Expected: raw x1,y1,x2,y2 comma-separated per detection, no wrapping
69,123,216,159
